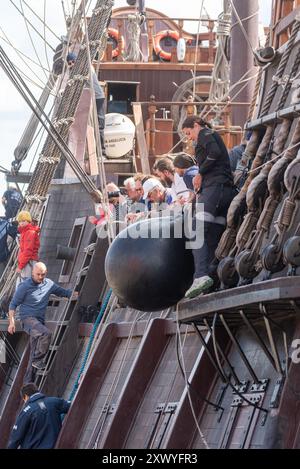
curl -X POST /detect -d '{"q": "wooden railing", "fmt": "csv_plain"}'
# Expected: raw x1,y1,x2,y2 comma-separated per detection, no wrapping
134,97,246,158
272,0,300,48
101,16,217,64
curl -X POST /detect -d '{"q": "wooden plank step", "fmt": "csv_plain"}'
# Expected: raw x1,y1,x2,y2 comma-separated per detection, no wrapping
246,103,300,130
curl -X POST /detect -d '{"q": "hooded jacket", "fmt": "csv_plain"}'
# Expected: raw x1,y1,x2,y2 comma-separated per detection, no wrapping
7,393,70,449
18,223,40,270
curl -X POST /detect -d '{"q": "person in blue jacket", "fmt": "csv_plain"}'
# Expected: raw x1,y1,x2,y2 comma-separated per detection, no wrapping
8,382,70,449
8,262,78,383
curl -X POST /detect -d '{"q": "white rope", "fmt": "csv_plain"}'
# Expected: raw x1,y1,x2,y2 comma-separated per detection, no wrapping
93,310,148,448
229,0,259,60
43,0,52,77
8,0,56,52
0,26,52,90
82,0,116,245
125,13,143,62
18,0,49,81
192,0,205,99
209,2,231,110
0,31,51,74
19,0,61,42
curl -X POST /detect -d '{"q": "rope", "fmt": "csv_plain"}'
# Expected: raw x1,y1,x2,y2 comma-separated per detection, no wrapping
8,0,56,52
91,310,148,449
229,0,259,60
192,0,205,99
261,16,300,116
19,0,61,42
209,2,231,107
68,289,112,401
0,26,52,89
125,13,143,62
175,308,210,449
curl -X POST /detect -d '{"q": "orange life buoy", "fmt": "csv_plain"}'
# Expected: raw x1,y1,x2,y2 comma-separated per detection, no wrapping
107,27,125,58
153,30,180,61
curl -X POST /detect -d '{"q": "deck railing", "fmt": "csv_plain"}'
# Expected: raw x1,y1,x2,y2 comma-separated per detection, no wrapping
101,15,217,64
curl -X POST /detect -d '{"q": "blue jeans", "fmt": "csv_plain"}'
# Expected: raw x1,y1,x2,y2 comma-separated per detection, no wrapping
21,317,52,383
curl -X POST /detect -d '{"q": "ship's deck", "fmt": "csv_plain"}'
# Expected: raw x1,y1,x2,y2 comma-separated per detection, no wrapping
178,276,300,326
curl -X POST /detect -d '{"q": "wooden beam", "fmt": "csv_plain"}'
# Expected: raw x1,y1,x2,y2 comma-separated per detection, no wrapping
99,62,214,72
274,6,300,41
132,103,150,174
5,172,32,184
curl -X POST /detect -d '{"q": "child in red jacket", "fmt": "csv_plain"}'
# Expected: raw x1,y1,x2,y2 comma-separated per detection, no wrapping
16,211,40,282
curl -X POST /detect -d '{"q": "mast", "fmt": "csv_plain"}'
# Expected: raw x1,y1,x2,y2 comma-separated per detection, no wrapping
230,0,259,127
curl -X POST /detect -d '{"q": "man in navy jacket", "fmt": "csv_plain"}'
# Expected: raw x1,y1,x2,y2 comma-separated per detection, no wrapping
8,382,70,449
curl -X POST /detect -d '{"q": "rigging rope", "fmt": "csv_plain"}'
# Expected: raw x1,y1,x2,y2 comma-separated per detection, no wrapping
18,0,61,42
68,289,112,401
192,0,205,99
8,0,56,52
125,13,143,62
18,0,49,81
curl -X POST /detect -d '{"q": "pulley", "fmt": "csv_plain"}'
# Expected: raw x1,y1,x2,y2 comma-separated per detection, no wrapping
283,236,300,267
261,244,285,273
217,257,239,289
235,250,258,280
284,158,300,194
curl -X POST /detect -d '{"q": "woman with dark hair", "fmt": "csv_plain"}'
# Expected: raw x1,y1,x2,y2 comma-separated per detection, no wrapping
182,116,236,298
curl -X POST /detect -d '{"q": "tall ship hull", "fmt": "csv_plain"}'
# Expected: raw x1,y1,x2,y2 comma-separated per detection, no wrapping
1,0,300,450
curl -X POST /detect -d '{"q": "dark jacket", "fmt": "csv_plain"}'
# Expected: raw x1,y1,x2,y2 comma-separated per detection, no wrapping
3,189,22,219
0,219,17,262
183,165,199,191
229,143,246,172
7,393,71,449
196,127,233,188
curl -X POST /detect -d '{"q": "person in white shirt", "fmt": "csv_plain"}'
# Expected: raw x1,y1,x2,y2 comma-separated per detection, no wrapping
152,156,190,201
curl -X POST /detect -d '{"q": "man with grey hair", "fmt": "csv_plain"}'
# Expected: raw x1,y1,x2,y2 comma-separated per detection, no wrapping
124,176,142,204
8,262,77,383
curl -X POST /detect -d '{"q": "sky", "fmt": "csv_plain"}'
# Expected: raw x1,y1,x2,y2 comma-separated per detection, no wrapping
0,0,272,214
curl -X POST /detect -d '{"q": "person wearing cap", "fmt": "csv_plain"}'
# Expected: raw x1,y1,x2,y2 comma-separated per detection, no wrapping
66,52,106,156
16,211,40,283
142,177,176,212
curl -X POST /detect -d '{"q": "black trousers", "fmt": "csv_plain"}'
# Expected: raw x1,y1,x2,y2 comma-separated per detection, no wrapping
193,184,236,279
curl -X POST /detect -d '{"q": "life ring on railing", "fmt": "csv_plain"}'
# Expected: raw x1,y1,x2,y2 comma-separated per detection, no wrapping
153,30,180,61
107,27,125,59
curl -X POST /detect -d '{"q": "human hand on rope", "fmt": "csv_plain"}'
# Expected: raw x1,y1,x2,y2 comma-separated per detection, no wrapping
193,174,202,193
